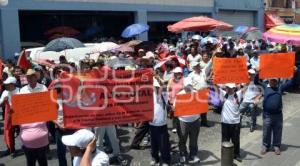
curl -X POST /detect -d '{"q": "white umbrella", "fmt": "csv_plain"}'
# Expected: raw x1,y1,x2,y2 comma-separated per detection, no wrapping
92,42,120,53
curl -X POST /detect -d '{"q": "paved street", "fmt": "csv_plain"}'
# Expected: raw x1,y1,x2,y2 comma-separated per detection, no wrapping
1,90,300,166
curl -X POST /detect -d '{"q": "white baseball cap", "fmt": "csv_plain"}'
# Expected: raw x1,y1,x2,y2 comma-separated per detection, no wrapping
190,61,200,68
62,129,94,149
172,67,183,73
225,83,236,89
248,69,256,75
3,77,17,85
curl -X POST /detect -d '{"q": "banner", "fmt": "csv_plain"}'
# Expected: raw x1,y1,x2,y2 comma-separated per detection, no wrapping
11,91,58,125
61,69,154,128
213,57,249,84
174,89,209,117
259,52,295,79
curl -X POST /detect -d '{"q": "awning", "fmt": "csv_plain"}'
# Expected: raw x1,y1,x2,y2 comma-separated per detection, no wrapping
265,13,284,30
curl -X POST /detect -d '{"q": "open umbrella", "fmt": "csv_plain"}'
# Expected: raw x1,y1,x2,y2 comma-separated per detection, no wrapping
200,37,219,46
116,44,134,52
263,24,300,45
92,42,120,53
106,57,135,69
44,26,80,39
168,16,233,33
241,29,262,41
125,40,143,47
43,37,85,52
121,23,149,38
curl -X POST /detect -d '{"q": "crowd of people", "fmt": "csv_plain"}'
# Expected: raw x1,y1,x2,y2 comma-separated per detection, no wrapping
0,34,299,166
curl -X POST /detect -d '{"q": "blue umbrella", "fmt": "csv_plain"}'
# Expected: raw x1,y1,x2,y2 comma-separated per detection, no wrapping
234,26,249,34
43,37,85,52
200,37,219,46
121,23,149,38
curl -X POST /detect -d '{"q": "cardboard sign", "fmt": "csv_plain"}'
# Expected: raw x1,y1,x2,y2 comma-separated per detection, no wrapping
61,69,154,128
174,89,209,117
259,52,295,79
11,91,58,125
213,57,249,84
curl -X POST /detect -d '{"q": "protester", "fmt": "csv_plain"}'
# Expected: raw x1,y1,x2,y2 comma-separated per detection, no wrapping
3,59,14,77
175,78,201,164
187,47,202,71
239,69,263,132
19,69,49,166
167,67,184,133
149,77,171,166
220,83,243,162
0,77,20,157
257,68,296,155
62,129,109,166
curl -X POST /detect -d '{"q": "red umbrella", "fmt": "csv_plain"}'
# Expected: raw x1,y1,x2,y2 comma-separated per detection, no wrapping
168,16,233,33
44,26,80,39
17,50,31,69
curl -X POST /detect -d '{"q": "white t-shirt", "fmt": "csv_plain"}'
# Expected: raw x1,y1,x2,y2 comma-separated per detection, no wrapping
221,90,242,124
187,54,202,71
188,71,207,91
175,89,200,123
0,88,20,105
149,89,168,126
250,57,260,69
242,81,262,103
73,150,109,166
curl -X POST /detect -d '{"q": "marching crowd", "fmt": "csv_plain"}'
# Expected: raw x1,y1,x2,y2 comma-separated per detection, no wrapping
0,35,299,166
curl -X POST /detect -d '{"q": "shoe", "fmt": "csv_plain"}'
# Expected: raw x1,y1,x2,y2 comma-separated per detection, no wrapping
110,155,127,165
162,163,169,166
10,152,17,159
180,156,186,164
274,147,281,155
260,147,267,155
189,156,200,164
150,159,159,166
0,150,10,157
172,129,177,133
234,155,242,162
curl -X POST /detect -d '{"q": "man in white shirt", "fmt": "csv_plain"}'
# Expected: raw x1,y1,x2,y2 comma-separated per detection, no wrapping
62,129,109,166
0,77,20,157
239,69,263,132
188,60,212,127
250,50,260,70
149,78,171,166
175,78,201,164
187,47,202,71
220,83,243,162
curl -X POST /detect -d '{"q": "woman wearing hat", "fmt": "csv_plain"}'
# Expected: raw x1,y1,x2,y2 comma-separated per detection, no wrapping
0,77,19,157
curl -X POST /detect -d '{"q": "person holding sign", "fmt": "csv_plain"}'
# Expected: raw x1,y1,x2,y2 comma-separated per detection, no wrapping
0,77,20,157
220,83,243,162
174,78,201,164
18,69,49,166
187,58,212,127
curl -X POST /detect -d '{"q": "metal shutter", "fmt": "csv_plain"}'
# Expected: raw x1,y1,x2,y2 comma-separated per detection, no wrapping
217,10,255,27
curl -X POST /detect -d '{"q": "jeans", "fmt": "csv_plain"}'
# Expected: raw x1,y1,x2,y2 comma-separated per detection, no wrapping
239,102,257,127
262,113,283,149
131,122,149,147
221,123,240,156
95,125,120,155
23,145,48,166
177,119,200,156
149,125,171,164
55,130,67,166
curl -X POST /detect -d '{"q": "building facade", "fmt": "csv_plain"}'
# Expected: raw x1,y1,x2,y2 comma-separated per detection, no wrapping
265,0,297,23
0,0,264,59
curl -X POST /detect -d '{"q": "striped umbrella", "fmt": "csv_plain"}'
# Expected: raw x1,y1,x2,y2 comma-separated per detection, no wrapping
263,24,300,45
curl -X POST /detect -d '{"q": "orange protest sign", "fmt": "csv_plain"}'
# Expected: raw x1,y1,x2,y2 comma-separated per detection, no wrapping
259,52,295,79
11,91,58,125
213,57,249,84
174,89,209,117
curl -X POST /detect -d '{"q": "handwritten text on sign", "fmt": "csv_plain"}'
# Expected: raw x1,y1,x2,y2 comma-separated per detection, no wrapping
11,91,58,125
213,57,249,84
61,69,154,129
259,52,295,79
